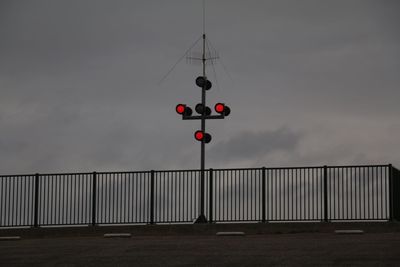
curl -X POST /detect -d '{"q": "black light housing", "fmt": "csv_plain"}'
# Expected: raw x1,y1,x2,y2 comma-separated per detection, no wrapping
195,76,212,90
195,103,211,115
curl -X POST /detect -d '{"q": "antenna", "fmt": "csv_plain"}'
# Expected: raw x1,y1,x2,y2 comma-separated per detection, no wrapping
203,0,206,35
159,0,221,83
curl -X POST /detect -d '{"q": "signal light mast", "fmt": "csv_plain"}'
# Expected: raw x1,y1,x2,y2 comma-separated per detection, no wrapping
174,1,231,223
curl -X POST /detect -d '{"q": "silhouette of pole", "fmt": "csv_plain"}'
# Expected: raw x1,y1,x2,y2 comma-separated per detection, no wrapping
197,33,207,223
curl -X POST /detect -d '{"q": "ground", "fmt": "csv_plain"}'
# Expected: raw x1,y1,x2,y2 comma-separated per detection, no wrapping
1,232,400,266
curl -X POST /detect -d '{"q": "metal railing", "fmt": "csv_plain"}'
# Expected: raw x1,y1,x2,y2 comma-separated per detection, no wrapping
0,164,399,227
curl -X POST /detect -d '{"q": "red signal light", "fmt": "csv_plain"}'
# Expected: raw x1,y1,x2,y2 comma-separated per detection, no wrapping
214,103,231,116
194,130,204,141
215,103,225,114
176,104,186,114
194,131,212,143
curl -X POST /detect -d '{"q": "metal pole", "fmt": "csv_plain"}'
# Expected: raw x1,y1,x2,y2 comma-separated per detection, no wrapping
197,33,207,223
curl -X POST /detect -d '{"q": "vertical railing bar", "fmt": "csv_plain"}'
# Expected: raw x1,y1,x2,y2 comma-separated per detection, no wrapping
350,168,353,220
173,171,176,222
185,171,188,222
331,168,334,220
16,177,20,226
6,177,9,226
301,168,304,220
134,173,138,222
363,167,366,220
262,167,266,223
97,175,101,224
247,169,250,220
79,175,82,224
307,168,310,220
300,168,303,220
122,174,126,223
389,164,393,221
91,172,97,226
1,178,5,226
357,167,360,220
62,175,66,224
292,169,295,220
272,169,278,220
380,167,383,219
47,175,51,225
223,170,226,221
344,168,350,219
62,177,69,224
323,166,328,222
385,166,388,220
284,169,287,220
311,169,318,220
221,171,224,222
169,172,173,222
372,167,375,220
10,177,14,226
209,168,213,223
34,173,40,228
177,171,181,222
114,173,119,224
231,170,233,221
293,169,300,220
0,177,3,226
22,177,26,226
367,167,370,219
71,175,75,224
107,173,110,224
376,167,379,220
150,170,154,224
236,170,239,221
55,175,61,224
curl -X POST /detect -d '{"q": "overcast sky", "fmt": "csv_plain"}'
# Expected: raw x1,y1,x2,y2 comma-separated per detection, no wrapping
0,0,399,174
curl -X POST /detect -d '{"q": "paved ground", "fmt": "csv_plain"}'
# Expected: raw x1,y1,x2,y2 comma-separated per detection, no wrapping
1,233,400,266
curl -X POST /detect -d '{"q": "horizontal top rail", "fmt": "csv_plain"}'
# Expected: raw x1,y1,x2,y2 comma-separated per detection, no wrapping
0,164,391,178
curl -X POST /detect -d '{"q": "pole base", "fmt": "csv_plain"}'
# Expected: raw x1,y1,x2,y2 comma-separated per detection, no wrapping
194,214,208,223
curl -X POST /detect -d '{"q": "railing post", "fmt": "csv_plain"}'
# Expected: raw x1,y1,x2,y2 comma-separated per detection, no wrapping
389,164,393,221
262,167,266,223
92,172,97,226
323,166,328,222
150,170,155,224
209,169,213,223
33,173,40,228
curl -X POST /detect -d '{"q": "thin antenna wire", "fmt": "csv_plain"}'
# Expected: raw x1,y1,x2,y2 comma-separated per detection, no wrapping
203,0,206,35
207,38,234,82
206,38,220,92
158,36,203,84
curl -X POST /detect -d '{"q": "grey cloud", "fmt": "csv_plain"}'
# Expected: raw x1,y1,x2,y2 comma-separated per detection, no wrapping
208,127,303,164
0,0,399,174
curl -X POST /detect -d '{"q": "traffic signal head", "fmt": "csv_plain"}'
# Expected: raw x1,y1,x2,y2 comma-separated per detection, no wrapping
195,103,211,116
214,103,231,116
176,104,192,116
194,130,212,143
195,76,212,90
